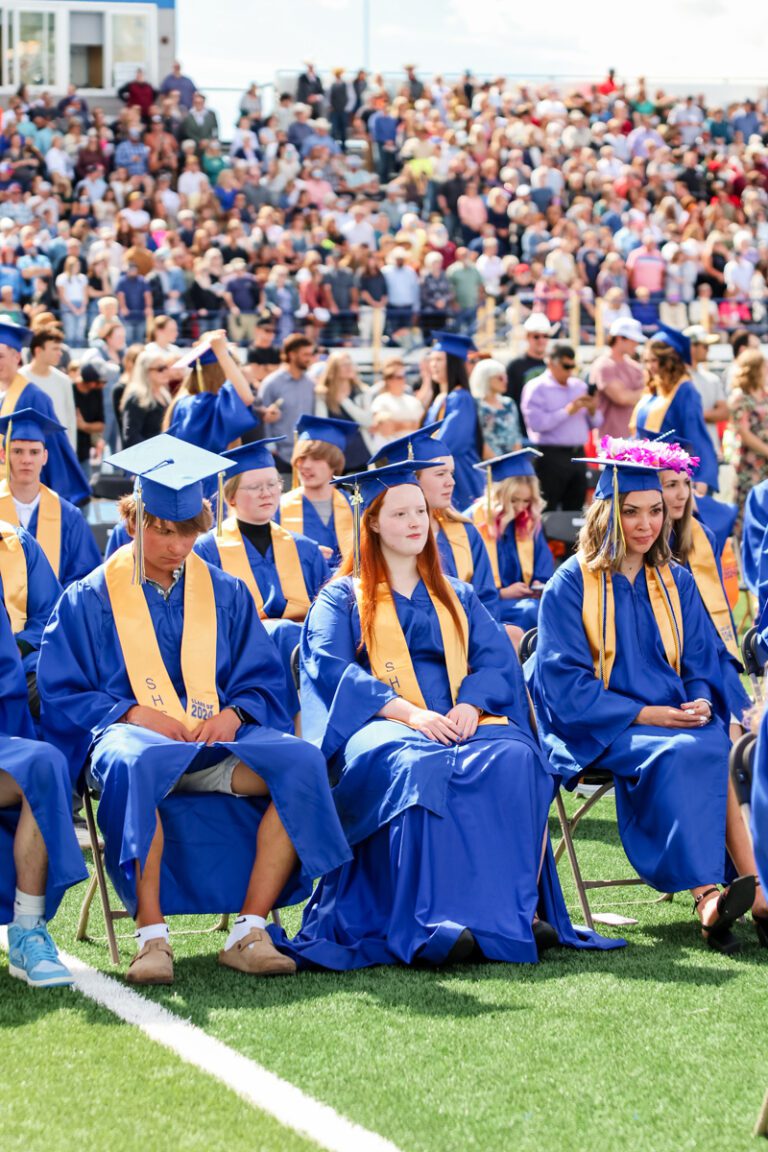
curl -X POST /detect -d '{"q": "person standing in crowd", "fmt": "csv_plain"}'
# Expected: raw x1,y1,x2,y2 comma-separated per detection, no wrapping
0,408,100,586
259,334,317,475
521,343,602,511
20,326,77,452
119,349,173,448
684,324,728,455
72,362,106,464
469,357,522,458
81,319,125,455
505,314,553,437
727,348,768,533
588,318,646,439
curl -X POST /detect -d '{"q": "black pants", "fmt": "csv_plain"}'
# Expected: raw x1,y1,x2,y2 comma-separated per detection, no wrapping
535,445,586,511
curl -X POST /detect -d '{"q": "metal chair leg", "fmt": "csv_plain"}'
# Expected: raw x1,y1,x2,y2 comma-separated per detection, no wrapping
754,1087,768,1137
82,790,121,965
555,791,595,931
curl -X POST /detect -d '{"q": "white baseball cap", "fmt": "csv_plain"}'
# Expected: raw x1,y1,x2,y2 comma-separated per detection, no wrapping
682,324,718,346
609,317,646,343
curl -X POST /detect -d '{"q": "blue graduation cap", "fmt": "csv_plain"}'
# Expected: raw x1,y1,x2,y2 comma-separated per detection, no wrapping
173,340,218,370
431,331,476,361
295,414,359,454
0,321,30,352
651,324,691,365
574,456,663,501
106,434,233,522
472,447,542,481
221,436,286,476
333,459,441,576
367,421,446,467
0,406,64,443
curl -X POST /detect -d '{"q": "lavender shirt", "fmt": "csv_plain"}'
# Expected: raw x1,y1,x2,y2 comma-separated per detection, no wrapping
520,368,603,447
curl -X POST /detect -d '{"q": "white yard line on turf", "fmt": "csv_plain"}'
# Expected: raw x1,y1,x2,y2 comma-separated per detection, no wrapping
0,928,404,1152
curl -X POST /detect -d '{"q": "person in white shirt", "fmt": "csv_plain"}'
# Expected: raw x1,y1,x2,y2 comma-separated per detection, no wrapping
683,324,729,453
476,237,504,296
341,205,376,249
20,327,77,451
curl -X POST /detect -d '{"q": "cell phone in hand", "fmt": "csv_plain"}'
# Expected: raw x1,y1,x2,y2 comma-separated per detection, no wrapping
530,580,546,597
586,382,598,397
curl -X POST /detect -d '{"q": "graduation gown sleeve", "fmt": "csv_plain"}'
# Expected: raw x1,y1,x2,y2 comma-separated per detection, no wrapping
167,381,258,451
17,382,90,506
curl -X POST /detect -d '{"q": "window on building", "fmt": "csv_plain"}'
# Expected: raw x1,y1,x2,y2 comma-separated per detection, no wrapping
15,9,56,86
111,12,148,88
70,10,104,89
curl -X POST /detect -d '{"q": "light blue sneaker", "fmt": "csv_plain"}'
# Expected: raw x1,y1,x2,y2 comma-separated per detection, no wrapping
7,924,74,988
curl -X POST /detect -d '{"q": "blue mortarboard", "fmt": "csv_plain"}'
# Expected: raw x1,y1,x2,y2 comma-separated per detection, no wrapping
651,324,691,365
295,415,359,453
332,460,441,513
367,421,447,467
0,322,30,352
173,340,218,370
473,447,542,481
0,406,64,443
431,331,476,361
221,436,286,476
574,457,663,501
106,434,233,522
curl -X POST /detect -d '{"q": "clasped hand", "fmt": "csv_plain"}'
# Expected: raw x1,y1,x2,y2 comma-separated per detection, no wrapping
123,705,242,744
407,702,480,745
634,699,712,729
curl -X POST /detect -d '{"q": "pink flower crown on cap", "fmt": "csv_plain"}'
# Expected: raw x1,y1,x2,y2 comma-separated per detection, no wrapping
599,435,700,477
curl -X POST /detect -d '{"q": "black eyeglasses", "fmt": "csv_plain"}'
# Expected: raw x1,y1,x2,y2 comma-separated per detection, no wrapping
558,361,576,370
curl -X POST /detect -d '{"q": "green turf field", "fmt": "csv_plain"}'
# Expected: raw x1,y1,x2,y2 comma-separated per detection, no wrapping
1,795,765,1152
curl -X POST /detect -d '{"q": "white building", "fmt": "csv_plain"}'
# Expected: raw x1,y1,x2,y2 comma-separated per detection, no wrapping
0,0,175,95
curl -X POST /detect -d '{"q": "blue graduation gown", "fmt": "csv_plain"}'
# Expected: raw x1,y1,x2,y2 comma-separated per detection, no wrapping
427,389,484,511
634,379,719,491
27,495,101,587
0,604,86,923
496,525,554,630
672,521,750,725
11,381,90,505
436,521,500,621
38,557,350,918
273,576,621,968
0,525,62,674
275,491,351,572
105,520,130,558
695,495,737,557
167,381,258,452
531,555,731,892
195,526,329,715
752,706,768,895
742,478,768,598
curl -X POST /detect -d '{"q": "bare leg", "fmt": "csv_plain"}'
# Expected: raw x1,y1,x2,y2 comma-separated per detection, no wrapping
0,770,47,897
230,762,297,918
135,812,165,928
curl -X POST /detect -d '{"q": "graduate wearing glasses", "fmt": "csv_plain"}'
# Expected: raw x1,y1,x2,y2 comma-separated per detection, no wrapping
531,454,765,954
274,462,621,969
39,435,350,986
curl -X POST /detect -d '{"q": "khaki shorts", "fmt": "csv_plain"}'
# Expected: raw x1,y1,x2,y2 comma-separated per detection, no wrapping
173,754,242,795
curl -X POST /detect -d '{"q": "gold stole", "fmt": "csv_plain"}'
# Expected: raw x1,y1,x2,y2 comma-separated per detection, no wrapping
0,374,29,417
688,518,739,661
0,480,61,579
579,557,683,688
0,520,28,633
631,383,680,434
215,516,310,621
280,487,353,560
469,503,501,588
104,546,219,730
355,579,507,726
516,531,534,586
435,515,474,582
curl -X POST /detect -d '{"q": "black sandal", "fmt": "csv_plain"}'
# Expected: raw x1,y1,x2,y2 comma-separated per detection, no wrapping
752,878,768,949
694,875,755,954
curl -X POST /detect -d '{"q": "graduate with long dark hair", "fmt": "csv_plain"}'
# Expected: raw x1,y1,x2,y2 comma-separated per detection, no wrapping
424,332,484,511
532,453,766,954
275,462,621,969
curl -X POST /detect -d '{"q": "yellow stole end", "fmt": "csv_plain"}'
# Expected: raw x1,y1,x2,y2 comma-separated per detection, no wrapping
0,480,61,579
280,487,353,561
469,502,501,587
631,382,680,435
104,546,219,730
215,517,310,621
355,579,507,726
0,520,28,633
515,531,534,586
435,514,474,582
0,375,29,418
579,558,683,688
688,518,739,661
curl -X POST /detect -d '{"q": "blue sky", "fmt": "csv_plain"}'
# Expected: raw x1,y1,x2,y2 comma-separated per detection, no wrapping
176,0,763,91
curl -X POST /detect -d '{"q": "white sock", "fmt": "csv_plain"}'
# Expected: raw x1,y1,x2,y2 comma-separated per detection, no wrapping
225,914,266,950
13,889,45,930
135,923,169,949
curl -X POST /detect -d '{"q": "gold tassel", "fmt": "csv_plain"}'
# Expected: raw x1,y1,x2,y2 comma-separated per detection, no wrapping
351,482,363,580
485,464,493,528
216,470,224,537
4,420,11,483
610,466,626,559
133,478,145,585
291,428,299,490
195,357,203,392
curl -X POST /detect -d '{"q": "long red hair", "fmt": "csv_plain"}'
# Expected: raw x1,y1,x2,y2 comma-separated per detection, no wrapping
338,488,466,656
